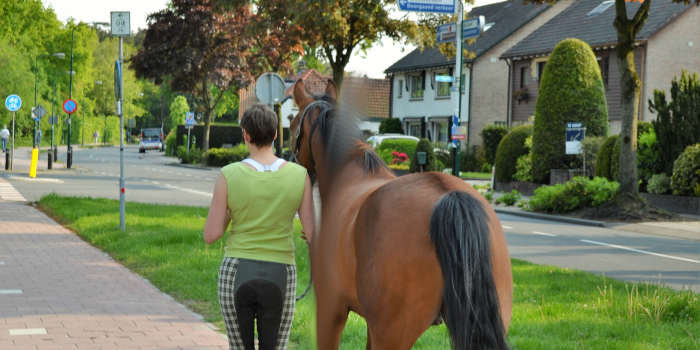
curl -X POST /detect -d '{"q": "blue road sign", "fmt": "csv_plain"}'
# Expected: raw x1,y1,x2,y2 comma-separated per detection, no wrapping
399,0,455,14
437,16,486,43
5,95,22,112
185,112,195,126
436,75,454,83
63,99,78,115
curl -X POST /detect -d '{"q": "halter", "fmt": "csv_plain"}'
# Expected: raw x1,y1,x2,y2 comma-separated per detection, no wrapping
292,99,333,182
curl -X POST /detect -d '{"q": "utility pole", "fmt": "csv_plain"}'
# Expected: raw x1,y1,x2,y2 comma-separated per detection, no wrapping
452,0,464,177
67,28,74,169
112,11,130,232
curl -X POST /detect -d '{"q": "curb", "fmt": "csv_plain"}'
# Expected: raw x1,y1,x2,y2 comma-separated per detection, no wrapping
165,162,218,171
494,207,608,227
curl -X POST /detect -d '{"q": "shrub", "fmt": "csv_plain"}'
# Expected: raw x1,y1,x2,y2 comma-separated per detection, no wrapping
378,118,404,134
532,38,609,183
495,124,533,182
484,191,493,202
647,174,671,195
637,128,663,190
164,129,177,156
500,190,521,206
376,139,418,159
581,136,605,177
595,135,620,181
638,121,653,136
528,176,619,213
649,71,700,175
410,138,436,172
434,144,452,170
460,145,486,172
671,143,700,196
204,144,250,167
176,145,203,164
481,125,508,165
514,136,533,182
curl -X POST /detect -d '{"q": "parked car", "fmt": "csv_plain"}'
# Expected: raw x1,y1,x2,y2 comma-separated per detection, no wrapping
366,133,419,147
139,128,164,153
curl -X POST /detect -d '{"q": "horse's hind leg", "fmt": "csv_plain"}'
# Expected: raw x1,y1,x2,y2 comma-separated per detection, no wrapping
315,297,349,350
366,319,428,350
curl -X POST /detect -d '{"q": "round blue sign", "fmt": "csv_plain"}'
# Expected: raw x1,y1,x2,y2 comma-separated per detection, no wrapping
5,94,22,112
63,99,78,115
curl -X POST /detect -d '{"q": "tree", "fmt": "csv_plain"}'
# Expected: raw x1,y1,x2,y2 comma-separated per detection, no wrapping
532,38,608,183
130,0,255,152
169,96,190,127
529,0,699,207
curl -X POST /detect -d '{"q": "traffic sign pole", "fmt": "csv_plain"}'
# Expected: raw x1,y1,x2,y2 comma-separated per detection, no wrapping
452,0,463,177
112,11,130,232
11,112,15,171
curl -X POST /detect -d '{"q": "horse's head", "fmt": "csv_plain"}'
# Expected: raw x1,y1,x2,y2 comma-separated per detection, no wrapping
290,78,338,173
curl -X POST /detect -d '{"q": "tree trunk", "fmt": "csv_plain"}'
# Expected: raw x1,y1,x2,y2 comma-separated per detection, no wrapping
616,49,640,196
202,109,211,153
332,68,344,96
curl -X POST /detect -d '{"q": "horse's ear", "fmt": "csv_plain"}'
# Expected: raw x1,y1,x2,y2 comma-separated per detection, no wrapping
293,79,313,108
325,79,338,100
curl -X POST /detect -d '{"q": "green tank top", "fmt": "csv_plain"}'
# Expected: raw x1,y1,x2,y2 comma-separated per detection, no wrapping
221,161,307,265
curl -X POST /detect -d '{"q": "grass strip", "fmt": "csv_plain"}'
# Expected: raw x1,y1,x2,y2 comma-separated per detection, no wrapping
38,194,699,349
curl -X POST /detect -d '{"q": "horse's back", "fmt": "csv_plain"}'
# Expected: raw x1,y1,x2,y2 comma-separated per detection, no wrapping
353,172,513,342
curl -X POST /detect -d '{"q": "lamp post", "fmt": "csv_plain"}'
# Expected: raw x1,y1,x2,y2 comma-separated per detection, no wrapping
67,28,75,169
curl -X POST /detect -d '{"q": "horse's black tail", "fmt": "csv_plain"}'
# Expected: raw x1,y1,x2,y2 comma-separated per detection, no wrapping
430,191,508,350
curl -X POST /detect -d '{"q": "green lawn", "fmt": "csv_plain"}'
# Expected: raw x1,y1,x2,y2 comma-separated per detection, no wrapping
38,195,699,349
460,171,491,180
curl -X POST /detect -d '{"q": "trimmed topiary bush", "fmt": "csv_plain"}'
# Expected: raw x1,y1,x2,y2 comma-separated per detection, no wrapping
410,138,436,173
460,145,486,172
204,144,250,167
647,173,671,195
495,125,533,182
527,176,619,213
671,143,700,196
378,118,404,134
514,136,533,182
595,135,620,181
532,38,609,183
481,125,508,165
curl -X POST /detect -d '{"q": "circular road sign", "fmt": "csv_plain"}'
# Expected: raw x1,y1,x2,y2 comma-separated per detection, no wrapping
255,72,286,105
63,99,78,115
5,94,22,112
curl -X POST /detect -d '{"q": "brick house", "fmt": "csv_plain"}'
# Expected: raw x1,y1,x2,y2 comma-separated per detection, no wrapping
501,0,699,134
384,0,572,146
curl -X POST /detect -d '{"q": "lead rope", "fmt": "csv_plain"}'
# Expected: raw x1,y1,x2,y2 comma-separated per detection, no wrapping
296,240,312,302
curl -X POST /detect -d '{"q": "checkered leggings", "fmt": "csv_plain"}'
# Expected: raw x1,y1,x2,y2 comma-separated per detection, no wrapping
218,257,297,350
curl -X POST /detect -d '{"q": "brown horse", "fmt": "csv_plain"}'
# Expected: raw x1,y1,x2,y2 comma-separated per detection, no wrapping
290,79,513,349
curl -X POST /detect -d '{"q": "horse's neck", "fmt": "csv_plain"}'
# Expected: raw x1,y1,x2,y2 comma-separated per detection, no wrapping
313,148,393,203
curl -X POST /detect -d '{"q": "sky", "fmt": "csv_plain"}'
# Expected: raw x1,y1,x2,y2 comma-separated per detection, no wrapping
43,0,504,79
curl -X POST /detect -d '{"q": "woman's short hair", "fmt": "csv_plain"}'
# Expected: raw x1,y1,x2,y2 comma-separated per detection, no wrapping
240,104,278,147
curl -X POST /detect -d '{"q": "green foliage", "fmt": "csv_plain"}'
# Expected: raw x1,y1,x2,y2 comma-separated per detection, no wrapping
637,128,663,190
410,138,436,172
459,145,486,172
595,135,620,181
528,177,619,213
637,121,653,136
581,136,605,178
169,95,190,127
376,139,417,161
498,190,521,206
671,143,700,196
481,125,508,165
649,71,700,175
378,118,403,134
514,136,533,182
203,144,250,167
176,145,203,164
164,129,177,156
647,174,671,195
494,124,533,182
532,38,609,183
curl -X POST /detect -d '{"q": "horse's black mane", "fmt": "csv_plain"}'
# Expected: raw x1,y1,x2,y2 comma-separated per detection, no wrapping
309,94,389,177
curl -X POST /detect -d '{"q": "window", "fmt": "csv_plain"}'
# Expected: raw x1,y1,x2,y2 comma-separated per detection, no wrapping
588,0,614,17
597,56,609,88
409,123,421,137
397,80,403,98
537,61,546,84
519,67,527,88
436,71,450,98
410,74,424,99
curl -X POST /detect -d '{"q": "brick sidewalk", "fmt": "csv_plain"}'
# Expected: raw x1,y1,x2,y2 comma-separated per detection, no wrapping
0,199,228,349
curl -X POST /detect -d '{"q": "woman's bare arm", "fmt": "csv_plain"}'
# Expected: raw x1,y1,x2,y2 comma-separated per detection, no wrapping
203,174,231,244
297,174,315,245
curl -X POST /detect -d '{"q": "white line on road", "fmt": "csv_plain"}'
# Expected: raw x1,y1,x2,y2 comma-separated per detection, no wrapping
580,239,700,264
6,176,64,184
0,289,23,294
532,231,558,237
502,225,513,230
9,328,47,336
162,183,212,198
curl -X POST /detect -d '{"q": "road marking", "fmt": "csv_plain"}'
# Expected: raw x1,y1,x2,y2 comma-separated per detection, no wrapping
532,231,558,237
0,261,5,265
580,239,700,264
0,179,27,202
502,225,513,230
9,328,47,336
7,176,64,184
0,289,23,294
152,181,160,185
162,183,212,198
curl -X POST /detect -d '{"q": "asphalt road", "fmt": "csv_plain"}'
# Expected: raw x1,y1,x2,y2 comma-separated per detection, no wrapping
2,146,699,292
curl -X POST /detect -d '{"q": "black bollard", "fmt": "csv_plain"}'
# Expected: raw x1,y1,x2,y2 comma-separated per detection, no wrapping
53,146,58,161
67,149,72,169
48,149,53,170
5,150,10,170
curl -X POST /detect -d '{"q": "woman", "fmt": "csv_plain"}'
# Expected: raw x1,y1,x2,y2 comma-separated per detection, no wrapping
204,104,315,350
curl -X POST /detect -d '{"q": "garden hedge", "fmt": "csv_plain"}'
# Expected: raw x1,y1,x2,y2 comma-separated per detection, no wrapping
495,124,533,182
595,135,620,181
532,38,609,183
481,125,508,166
410,138,437,172
671,143,700,196
378,118,404,134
